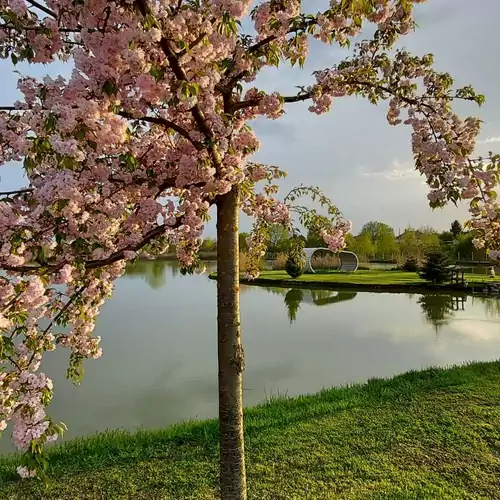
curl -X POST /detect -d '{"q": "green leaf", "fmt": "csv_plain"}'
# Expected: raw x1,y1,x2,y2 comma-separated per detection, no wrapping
102,79,118,97
74,128,86,141
119,152,138,171
188,82,199,96
56,199,70,211
23,156,35,172
44,114,58,133
150,65,165,82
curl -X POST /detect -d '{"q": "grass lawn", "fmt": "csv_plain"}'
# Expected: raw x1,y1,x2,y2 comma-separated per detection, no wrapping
1,361,500,499
238,270,500,291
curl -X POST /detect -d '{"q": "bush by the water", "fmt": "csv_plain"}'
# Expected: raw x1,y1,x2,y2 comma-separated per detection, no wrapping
285,252,306,278
402,256,420,272
419,249,451,284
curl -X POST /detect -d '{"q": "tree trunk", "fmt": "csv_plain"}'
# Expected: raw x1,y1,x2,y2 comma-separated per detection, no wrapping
216,186,247,500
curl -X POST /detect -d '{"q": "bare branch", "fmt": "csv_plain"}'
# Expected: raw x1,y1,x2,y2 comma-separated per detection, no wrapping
283,93,312,104
0,23,80,33
26,0,57,18
0,188,33,196
247,35,277,54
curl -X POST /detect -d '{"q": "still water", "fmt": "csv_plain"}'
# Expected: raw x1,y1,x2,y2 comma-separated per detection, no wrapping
3,260,500,451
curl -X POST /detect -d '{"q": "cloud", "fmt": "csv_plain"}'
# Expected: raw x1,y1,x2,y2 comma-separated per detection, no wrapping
478,136,500,145
360,161,420,181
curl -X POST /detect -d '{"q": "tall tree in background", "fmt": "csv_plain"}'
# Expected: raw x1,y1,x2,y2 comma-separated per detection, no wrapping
0,1,498,498
353,231,376,260
266,223,290,253
451,220,463,238
360,221,395,242
359,221,397,259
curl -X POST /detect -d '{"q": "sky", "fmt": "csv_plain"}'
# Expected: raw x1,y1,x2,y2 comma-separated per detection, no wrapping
1,0,499,236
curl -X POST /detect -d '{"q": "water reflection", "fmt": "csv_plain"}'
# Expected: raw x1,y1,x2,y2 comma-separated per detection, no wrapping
258,285,500,328
125,259,170,289
124,262,500,329
12,260,494,453
124,258,213,286
472,295,500,318
284,289,303,323
417,294,466,333
284,289,358,323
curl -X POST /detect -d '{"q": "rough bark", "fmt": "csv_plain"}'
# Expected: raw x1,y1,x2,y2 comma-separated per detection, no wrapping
216,186,247,500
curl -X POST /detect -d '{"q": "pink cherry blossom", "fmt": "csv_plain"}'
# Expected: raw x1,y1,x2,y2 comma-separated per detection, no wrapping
0,0,496,480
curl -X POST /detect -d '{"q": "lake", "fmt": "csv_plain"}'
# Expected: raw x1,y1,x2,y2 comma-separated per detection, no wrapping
2,259,500,453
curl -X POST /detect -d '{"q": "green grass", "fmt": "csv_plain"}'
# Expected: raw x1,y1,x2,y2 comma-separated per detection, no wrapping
1,361,500,499
236,270,500,291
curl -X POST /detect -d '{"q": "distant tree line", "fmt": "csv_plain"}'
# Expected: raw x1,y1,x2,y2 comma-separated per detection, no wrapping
239,219,489,264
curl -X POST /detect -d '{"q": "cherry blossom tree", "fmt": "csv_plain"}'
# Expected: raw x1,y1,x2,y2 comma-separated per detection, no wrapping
0,0,498,498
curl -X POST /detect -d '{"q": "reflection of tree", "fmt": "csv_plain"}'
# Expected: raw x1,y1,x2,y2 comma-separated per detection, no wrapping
170,261,179,277
125,260,169,289
417,294,466,333
284,289,304,323
283,288,358,323
308,290,357,306
472,296,500,319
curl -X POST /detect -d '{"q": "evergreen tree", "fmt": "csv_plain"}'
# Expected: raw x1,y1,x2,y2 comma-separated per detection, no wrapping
451,220,463,238
419,249,452,284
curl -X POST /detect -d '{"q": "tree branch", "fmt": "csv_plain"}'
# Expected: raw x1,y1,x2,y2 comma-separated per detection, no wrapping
177,32,207,57
42,285,86,336
159,37,224,171
283,93,312,103
118,111,202,149
133,0,149,17
247,35,277,54
0,188,33,196
230,78,441,113
160,38,215,139
0,23,80,33
0,216,186,274
26,0,57,18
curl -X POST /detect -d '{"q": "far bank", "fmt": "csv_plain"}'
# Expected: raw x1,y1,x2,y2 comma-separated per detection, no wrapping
209,269,500,294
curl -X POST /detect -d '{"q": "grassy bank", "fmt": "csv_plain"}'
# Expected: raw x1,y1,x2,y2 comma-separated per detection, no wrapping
1,361,500,499
224,270,500,293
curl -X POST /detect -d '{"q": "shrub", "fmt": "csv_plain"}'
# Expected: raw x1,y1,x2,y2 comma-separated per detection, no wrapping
419,249,452,284
402,257,419,272
285,252,306,278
